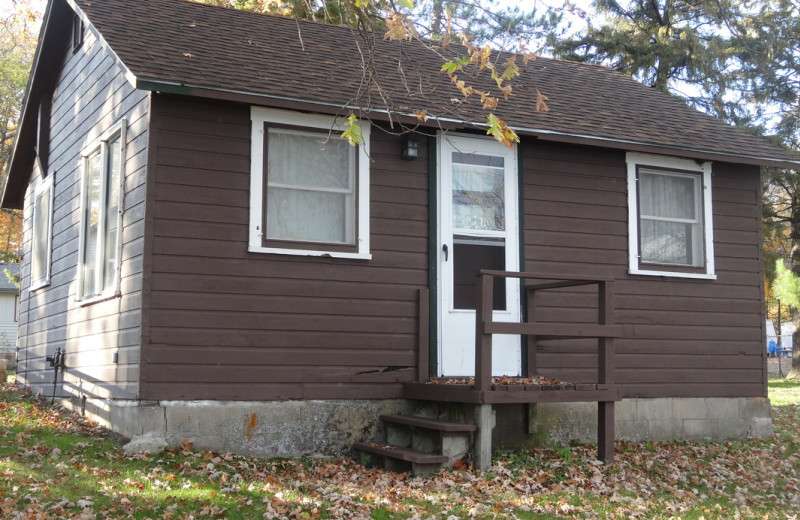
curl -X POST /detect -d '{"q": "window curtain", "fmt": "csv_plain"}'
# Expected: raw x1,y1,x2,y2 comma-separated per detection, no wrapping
639,170,703,266
82,151,102,297
103,137,121,290
267,130,354,244
31,185,51,285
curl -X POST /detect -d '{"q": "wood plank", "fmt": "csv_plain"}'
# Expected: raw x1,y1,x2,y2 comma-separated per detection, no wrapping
402,383,621,404
150,292,415,317
147,346,415,366
140,381,405,401
379,414,476,432
145,364,416,384
485,322,622,339
150,329,414,349
352,442,449,464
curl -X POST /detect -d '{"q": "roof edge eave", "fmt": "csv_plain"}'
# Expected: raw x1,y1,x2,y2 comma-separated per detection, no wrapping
1,0,63,209
517,128,800,170
138,79,800,170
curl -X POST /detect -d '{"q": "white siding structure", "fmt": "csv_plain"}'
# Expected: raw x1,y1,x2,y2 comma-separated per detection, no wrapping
0,264,19,357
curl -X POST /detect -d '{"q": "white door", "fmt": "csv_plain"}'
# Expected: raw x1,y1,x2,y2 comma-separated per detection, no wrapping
438,134,521,377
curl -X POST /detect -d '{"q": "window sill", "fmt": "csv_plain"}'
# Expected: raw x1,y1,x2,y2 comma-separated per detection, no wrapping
30,280,50,292
629,268,717,280
249,245,371,260
77,291,121,307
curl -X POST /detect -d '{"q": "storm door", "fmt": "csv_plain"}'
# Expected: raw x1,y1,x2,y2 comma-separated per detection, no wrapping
438,134,521,376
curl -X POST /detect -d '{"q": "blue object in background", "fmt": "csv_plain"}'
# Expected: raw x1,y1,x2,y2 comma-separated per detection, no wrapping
768,340,778,356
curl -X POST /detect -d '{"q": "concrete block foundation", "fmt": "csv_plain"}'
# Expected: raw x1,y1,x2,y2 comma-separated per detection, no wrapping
60,396,772,460
61,397,411,458
528,397,773,447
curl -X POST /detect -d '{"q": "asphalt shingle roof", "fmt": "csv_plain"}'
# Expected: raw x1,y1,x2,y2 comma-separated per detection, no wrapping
0,264,20,293
71,0,800,168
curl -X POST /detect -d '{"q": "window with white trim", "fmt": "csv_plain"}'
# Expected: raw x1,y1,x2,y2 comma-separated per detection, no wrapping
78,122,125,301
249,107,371,259
627,153,715,279
31,176,54,290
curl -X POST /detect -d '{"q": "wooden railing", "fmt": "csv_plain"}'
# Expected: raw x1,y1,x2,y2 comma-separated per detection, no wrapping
475,271,621,461
474,270,620,394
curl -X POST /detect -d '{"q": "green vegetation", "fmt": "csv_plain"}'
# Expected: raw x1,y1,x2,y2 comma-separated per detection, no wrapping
0,381,798,518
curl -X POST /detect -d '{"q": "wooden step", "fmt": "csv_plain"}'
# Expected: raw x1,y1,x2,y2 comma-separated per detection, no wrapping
380,414,476,433
353,442,449,464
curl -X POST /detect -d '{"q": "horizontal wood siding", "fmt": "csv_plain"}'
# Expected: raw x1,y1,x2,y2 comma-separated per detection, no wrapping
141,95,428,400
522,141,766,398
16,22,148,400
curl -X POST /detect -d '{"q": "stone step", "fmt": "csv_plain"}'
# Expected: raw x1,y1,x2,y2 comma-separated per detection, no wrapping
380,414,476,433
353,441,449,464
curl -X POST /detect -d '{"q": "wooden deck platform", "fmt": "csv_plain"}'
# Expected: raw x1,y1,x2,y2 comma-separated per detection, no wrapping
403,381,620,404
412,272,622,467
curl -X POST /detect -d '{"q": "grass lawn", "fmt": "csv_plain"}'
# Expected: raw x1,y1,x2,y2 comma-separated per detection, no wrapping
1,381,798,519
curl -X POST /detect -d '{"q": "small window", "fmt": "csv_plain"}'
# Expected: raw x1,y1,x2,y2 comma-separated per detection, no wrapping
78,122,126,301
249,108,371,259
30,176,54,290
627,153,715,279
72,13,83,52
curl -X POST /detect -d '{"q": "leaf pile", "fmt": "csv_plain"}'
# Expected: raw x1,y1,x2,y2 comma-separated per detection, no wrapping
1,382,799,519
429,375,564,386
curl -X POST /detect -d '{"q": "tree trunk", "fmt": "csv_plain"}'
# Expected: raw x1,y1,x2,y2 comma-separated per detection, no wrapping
788,307,800,380
787,195,800,380
432,0,443,38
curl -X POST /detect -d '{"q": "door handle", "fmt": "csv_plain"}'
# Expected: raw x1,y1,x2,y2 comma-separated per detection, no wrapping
442,244,448,261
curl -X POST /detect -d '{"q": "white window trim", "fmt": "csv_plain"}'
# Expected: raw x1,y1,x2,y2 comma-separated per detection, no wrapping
626,152,716,280
76,120,126,303
30,175,54,291
249,107,371,260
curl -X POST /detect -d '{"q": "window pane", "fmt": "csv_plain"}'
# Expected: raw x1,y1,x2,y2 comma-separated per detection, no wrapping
452,153,505,231
453,240,506,311
103,137,121,290
82,150,102,297
638,169,704,267
268,130,351,190
639,171,696,220
32,187,50,284
267,188,353,244
641,220,687,265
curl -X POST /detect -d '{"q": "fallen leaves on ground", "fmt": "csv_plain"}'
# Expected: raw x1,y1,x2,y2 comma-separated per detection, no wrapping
0,382,799,519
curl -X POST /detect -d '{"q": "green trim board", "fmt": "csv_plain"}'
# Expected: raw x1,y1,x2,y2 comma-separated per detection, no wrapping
427,135,438,379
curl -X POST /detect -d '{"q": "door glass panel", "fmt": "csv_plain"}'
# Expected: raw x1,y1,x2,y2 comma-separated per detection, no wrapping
452,152,505,231
453,237,506,311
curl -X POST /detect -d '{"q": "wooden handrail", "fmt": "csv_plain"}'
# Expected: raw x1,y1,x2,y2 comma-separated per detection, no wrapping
474,271,618,393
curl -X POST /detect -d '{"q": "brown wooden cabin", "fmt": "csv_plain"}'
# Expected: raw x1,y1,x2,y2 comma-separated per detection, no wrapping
4,0,799,467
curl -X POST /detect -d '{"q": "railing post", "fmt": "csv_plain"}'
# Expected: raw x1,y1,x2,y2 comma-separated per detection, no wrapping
475,272,494,393
525,286,537,378
417,288,430,383
598,280,615,388
597,279,615,463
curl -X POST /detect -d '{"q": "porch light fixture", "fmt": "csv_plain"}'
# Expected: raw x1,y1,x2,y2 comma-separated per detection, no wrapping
401,135,420,160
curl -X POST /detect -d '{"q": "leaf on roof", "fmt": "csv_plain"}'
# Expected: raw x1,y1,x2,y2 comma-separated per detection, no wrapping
183,52,194,58
480,93,499,109
536,90,550,112
413,110,429,122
